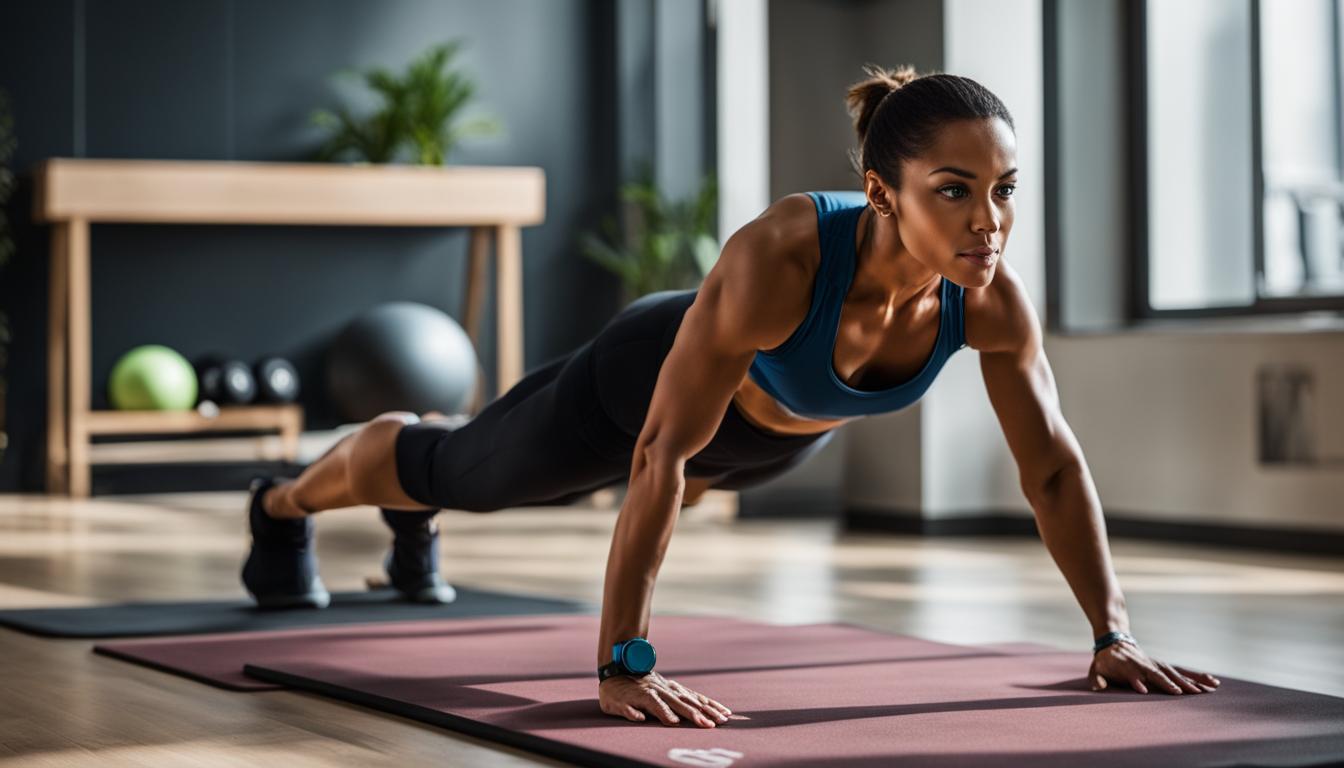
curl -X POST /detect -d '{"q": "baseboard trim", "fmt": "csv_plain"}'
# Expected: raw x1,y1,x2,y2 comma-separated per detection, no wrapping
844,509,1036,537
738,490,842,519
843,506,1344,556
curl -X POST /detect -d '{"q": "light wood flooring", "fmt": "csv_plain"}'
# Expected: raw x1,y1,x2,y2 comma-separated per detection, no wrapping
0,491,1341,766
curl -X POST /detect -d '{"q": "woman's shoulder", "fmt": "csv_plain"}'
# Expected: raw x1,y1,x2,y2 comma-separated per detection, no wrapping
730,193,823,273
698,194,822,351
962,260,1042,354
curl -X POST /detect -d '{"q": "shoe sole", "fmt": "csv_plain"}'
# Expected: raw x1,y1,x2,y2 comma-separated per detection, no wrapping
251,588,332,610
382,544,458,605
403,582,458,604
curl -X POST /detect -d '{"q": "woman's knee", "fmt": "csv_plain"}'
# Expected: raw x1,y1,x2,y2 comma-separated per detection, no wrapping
371,411,420,426
345,414,422,507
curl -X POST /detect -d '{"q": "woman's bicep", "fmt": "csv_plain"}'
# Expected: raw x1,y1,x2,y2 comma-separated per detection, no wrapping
634,218,810,463
635,287,759,463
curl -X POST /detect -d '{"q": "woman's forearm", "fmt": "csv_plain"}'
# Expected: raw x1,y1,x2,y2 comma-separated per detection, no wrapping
597,451,686,667
1027,461,1131,638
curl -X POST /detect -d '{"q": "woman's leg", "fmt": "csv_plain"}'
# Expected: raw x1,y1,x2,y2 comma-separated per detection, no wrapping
262,352,584,519
394,342,631,511
260,412,424,519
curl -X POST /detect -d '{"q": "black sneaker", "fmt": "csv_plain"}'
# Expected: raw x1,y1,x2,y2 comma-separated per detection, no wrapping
380,508,457,604
241,476,331,609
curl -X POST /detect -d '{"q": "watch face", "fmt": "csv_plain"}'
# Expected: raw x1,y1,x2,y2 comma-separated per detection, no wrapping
623,638,656,673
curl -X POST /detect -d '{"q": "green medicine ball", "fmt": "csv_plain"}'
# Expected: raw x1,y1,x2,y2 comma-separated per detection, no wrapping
108,345,199,411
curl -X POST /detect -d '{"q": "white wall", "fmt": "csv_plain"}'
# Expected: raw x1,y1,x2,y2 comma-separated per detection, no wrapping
714,0,770,238
1048,330,1344,531
655,0,708,202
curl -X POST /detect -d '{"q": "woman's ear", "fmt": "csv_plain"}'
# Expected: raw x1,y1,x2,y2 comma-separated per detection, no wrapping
863,170,895,218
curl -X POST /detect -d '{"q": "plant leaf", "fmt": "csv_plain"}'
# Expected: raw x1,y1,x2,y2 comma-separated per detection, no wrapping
693,233,720,277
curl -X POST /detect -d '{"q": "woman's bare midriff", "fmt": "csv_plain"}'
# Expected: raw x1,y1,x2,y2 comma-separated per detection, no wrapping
731,377,849,437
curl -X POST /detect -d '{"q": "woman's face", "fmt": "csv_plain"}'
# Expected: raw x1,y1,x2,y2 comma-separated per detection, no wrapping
868,117,1017,289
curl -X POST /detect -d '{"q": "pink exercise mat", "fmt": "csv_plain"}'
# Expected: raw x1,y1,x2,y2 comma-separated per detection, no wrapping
179,614,1338,767
94,614,1048,691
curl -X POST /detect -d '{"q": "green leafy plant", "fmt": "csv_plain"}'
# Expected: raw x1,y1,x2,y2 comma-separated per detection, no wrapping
580,174,720,302
311,41,500,165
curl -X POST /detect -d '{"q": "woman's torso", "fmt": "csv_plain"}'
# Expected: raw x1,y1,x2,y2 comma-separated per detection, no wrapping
731,191,966,436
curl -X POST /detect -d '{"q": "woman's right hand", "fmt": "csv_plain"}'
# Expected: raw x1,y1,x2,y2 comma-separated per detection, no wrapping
598,671,733,728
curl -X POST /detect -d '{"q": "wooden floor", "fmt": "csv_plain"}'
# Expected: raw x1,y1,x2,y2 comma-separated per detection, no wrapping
1,491,1341,766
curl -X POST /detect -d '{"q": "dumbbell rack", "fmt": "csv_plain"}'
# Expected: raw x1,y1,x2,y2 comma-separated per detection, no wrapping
36,158,546,497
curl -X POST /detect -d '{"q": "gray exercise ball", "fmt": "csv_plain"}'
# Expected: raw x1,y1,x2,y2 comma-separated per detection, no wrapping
326,301,478,423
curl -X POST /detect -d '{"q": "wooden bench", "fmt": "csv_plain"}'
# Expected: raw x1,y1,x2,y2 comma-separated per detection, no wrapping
35,158,546,497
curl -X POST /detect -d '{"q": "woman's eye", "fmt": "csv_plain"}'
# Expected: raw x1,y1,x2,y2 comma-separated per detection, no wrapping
937,185,967,199
997,184,1017,197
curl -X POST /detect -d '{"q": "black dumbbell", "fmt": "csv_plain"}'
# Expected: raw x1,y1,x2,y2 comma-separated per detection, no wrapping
195,355,257,405
254,357,300,404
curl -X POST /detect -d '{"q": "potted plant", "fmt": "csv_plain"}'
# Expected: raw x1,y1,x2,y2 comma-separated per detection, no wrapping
580,173,720,303
312,41,501,165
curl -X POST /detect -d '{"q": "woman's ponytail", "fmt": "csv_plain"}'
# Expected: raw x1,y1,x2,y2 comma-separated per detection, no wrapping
845,64,918,146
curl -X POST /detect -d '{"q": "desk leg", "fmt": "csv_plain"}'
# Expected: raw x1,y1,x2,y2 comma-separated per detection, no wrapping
67,219,91,498
495,224,523,395
464,227,490,345
464,227,491,411
279,406,302,464
45,224,69,495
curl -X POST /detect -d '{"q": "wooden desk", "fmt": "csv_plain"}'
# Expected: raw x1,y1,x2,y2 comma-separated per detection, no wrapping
35,158,546,497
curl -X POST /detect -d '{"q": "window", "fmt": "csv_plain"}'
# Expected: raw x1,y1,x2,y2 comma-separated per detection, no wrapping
1137,0,1344,316
1260,0,1344,300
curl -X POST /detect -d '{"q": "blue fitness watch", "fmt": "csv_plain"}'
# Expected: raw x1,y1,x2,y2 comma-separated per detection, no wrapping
597,637,657,682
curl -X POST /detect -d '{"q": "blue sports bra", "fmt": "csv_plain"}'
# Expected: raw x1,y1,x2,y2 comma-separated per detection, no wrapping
746,191,967,420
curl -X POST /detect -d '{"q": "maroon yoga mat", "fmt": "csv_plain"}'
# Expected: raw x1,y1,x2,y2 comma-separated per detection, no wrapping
221,614,1344,768
94,614,1048,692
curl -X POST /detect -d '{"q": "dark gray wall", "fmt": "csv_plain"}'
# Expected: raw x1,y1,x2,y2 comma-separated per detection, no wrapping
769,0,944,198
618,0,715,210
0,0,631,491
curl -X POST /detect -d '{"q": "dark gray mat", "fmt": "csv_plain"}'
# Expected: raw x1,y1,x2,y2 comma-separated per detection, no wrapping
0,585,593,638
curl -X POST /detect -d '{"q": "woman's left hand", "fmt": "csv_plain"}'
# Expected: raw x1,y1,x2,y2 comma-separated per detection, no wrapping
1088,641,1221,694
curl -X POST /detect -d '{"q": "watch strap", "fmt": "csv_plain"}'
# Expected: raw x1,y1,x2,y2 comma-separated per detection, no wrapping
598,659,648,682
1093,630,1138,654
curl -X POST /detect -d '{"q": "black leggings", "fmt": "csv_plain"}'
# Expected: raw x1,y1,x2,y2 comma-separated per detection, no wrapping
393,290,833,511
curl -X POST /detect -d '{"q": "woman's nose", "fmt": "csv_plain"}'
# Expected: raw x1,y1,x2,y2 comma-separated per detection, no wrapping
967,212,999,232
971,209,1000,234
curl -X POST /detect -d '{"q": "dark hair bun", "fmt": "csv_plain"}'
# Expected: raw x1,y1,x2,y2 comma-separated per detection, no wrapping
845,64,919,144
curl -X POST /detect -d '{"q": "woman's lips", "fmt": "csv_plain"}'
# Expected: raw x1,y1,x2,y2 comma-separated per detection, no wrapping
958,247,997,267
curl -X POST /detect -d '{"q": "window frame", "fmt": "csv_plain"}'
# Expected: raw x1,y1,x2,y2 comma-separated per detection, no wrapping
1128,0,1344,320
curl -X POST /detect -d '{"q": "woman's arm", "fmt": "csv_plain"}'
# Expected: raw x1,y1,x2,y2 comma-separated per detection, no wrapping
972,265,1127,639
973,263,1218,695
597,201,815,725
